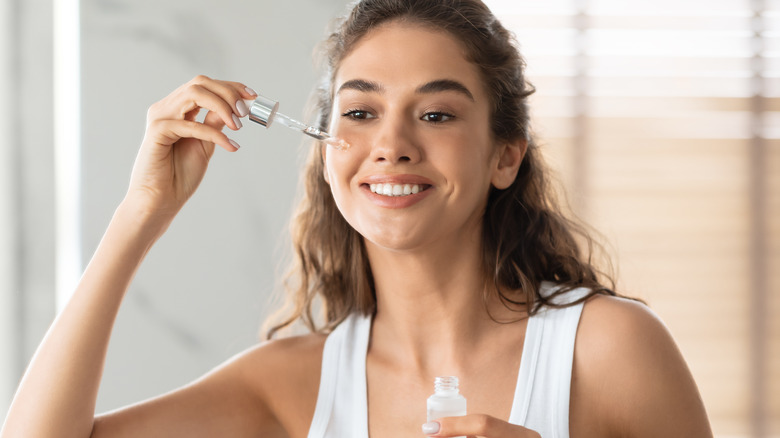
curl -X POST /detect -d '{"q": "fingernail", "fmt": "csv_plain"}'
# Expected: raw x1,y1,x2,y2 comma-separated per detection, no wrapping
245,86,257,96
421,421,440,435
229,139,241,150
232,113,243,129
236,99,249,117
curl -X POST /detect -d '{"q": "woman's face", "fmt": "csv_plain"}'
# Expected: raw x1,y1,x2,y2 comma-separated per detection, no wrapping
324,22,517,253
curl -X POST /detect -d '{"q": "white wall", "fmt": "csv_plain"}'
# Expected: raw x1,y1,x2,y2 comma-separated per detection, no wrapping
79,0,351,411
0,0,56,420
0,0,20,419
1,0,351,417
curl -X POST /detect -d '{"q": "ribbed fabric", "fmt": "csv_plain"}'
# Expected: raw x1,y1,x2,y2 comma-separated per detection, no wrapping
508,284,589,437
307,283,589,438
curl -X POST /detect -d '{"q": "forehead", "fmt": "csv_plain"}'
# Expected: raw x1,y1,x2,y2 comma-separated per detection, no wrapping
334,22,485,98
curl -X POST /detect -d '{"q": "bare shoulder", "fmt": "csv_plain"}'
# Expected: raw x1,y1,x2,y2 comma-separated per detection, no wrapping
238,332,328,437
243,331,327,377
576,294,667,353
92,332,326,438
570,295,713,438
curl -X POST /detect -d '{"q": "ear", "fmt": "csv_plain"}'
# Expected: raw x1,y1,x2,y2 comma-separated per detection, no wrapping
321,144,331,184
491,138,527,190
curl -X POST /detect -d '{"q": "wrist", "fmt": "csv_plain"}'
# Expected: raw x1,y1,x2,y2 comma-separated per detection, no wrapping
115,196,178,242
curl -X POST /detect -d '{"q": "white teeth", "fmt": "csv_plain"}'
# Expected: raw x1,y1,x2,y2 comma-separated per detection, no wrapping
369,183,423,197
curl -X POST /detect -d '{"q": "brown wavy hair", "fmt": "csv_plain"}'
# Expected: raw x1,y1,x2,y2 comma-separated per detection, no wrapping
265,0,617,339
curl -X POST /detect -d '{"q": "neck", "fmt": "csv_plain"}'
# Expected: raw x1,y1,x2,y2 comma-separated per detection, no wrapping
365,233,520,375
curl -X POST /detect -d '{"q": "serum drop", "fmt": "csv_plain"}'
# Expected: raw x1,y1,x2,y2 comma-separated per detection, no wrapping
427,376,467,436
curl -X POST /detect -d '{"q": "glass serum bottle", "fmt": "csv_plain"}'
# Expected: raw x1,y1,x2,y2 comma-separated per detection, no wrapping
427,376,467,435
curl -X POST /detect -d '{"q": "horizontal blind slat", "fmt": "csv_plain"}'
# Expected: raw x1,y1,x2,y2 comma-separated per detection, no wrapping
484,1,777,434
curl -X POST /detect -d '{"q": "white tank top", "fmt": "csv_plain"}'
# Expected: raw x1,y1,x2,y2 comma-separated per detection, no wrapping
307,283,589,438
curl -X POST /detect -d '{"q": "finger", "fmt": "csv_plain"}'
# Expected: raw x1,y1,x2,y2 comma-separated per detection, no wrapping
184,83,243,130
190,76,258,120
221,79,259,101
147,82,238,131
150,80,245,131
147,77,259,132
203,109,228,131
423,414,541,438
150,119,240,152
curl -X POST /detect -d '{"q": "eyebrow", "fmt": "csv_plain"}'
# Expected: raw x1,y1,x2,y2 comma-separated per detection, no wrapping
337,79,384,94
337,78,475,101
416,79,474,101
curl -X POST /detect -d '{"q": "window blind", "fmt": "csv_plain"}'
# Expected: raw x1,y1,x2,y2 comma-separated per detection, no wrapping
485,0,779,436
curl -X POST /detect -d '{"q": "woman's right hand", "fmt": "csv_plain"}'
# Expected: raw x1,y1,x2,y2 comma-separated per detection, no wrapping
124,75,257,224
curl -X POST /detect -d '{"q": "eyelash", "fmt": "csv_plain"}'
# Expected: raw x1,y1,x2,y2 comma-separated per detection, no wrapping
340,109,456,123
341,109,372,120
421,111,455,123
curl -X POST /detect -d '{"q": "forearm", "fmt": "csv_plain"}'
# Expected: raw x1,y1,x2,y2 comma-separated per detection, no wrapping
1,201,171,438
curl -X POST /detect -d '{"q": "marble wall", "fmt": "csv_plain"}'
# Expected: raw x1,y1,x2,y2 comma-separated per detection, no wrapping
81,0,349,412
0,0,56,420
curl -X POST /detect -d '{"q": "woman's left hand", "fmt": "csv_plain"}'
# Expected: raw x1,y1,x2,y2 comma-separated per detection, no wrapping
422,415,541,437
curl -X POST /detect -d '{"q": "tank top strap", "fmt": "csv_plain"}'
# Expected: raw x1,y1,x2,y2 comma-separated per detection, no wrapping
308,283,588,438
307,312,372,438
508,283,590,438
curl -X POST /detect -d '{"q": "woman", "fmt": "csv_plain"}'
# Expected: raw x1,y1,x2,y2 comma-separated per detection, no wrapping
1,0,712,437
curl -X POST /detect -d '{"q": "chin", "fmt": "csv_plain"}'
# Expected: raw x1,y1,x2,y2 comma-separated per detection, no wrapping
359,226,434,254
364,234,423,253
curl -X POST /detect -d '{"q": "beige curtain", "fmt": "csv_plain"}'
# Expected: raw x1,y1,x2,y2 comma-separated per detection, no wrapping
487,0,779,436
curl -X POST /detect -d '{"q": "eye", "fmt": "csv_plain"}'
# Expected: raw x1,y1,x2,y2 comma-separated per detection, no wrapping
341,109,374,120
421,112,455,123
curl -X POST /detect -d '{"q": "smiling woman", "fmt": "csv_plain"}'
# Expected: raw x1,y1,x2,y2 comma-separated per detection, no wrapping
1,1,714,438
321,24,501,256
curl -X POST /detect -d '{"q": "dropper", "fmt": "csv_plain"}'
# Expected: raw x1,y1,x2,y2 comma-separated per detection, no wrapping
244,95,350,150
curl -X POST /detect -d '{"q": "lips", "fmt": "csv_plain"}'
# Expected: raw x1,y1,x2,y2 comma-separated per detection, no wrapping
359,174,434,206
361,175,433,197
369,183,423,197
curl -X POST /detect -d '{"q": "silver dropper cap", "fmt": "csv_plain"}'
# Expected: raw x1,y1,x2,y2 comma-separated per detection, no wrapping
247,95,279,127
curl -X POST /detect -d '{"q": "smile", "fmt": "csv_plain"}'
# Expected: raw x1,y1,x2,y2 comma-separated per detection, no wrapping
369,183,425,197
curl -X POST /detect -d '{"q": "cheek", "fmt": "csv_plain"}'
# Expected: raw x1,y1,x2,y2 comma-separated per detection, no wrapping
328,116,373,155
323,144,362,194
436,141,497,199
432,130,494,168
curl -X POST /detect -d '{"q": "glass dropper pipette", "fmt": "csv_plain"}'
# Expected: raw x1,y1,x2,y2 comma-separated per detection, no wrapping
244,96,350,150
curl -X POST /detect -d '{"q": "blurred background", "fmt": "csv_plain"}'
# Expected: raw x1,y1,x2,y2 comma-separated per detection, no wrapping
0,0,777,436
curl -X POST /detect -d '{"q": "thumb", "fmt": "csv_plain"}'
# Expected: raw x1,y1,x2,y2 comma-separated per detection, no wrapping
197,110,228,159
423,414,541,438
203,109,227,131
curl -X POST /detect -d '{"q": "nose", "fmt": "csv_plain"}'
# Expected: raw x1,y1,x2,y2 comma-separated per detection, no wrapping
369,112,422,164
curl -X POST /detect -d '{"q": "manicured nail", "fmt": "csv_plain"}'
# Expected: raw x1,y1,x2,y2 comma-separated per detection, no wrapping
245,86,257,96
232,113,243,129
421,421,440,435
236,99,249,117
229,139,241,150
